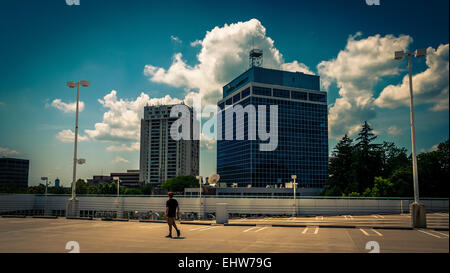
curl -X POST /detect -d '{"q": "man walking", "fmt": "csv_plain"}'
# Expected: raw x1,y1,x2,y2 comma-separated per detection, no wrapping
166,192,181,238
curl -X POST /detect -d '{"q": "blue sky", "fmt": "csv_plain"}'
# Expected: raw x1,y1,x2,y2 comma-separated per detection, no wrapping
0,0,448,186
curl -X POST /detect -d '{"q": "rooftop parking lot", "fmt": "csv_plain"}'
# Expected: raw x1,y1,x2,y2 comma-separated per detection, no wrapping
0,212,448,253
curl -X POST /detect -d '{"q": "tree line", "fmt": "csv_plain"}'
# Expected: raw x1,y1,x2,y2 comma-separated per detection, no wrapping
323,121,449,197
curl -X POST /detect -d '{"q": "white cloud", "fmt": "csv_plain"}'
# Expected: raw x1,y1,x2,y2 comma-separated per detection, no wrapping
0,147,19,156
56,129,89,143
375,44,449,112
171,35,182,43
317,33,413,139
106,142,140,152
387,125,402,136
200,132,216,150
50,99,85,113
84,90,182,145
112,156,129,163
190,40,202,47
143,18,313,104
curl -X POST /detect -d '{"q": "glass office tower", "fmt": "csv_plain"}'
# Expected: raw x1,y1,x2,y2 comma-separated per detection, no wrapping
217,66,328,189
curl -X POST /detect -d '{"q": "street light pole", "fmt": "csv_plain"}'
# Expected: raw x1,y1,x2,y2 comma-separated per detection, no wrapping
291,175,297,217
196,175,202,219
394,49,427,228
66,80,89,217
407,54,420,204
71,82,80,200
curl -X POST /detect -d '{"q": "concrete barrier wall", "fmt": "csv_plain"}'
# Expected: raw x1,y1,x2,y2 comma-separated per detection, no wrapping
0,195,448,216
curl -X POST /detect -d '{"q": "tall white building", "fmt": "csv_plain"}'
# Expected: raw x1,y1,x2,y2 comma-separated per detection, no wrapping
139,104,199,186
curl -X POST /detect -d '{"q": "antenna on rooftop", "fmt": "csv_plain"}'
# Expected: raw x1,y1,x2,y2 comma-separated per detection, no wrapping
249,36,263,68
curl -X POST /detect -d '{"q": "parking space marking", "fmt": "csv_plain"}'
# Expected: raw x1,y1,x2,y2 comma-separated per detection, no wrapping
372,229,383,236
243,227,258,233
302,227,309,234
359,228,369,236
254,227,268,233
314,227,319,234
417,229,443,239
431,231,449,237
197,226,220,232
189,226,209,231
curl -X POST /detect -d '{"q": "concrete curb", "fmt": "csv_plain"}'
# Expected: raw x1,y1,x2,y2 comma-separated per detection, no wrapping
180,222,211,225
66,216,93,220
32,216,58,219
372,226,414,230
224,223,257,226
1,215,27,218
139,220,166,223
101,218,129,222
433,228,449,231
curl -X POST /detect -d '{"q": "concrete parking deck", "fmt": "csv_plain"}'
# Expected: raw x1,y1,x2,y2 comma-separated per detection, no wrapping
0,213,448,253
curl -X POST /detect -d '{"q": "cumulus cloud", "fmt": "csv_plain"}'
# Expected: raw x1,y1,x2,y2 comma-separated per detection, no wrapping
171,35,182,43
200,132,216,150
106,142,140,152
143,19,313,104
317,33,413,139
375,44,449,112
50,99,85,113
112,156,129,164
56,129,89,143
84,90,182,149
0,147,19,156
387,125,402,136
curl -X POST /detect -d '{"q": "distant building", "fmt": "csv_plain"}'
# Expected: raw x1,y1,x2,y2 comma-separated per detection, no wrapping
87,170,142,188
110,170,142,188
139,104,199,186
217,66,328,189
0,157,29,190
54,177,60,187
86,175,113,186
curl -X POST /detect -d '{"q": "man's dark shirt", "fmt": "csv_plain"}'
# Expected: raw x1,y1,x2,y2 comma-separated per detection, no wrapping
166,198,178,217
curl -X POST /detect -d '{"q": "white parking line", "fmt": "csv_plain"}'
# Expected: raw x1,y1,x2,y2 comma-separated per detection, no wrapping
372,229,383,236
359,228,369,236
302,227,309,234
432,231,449,237
254,227,268,232
314,227,319,234
373,215,379,219
197,226,220,232
417,229,443,239
190,226,209,231
243,227,258,233
376,215,385,218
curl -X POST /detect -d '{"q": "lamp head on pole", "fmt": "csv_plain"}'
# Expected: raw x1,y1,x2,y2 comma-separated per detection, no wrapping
66,81,77,88
80,80,90,87
415,49,427,58
394,51,405,60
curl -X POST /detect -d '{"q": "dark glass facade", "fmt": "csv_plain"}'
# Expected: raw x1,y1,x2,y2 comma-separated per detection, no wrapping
217,67,328,188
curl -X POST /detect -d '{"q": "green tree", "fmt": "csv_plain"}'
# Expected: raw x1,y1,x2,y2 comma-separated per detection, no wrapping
369,177,395,197
388,166,413,197
380,141,410,177
353,121,383,193
323,134,355,196
161,176,199,192
417,140,449,197
75,179,88,194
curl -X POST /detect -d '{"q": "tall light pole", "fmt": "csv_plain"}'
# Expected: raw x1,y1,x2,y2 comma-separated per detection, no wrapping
394,49,427,228
291,175,297,217
66,80,89,217
41,177,49,195
113,177,120,197
196,175,203,219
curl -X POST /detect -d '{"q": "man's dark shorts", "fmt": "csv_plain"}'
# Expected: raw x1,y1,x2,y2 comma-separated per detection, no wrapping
167,217,176,225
